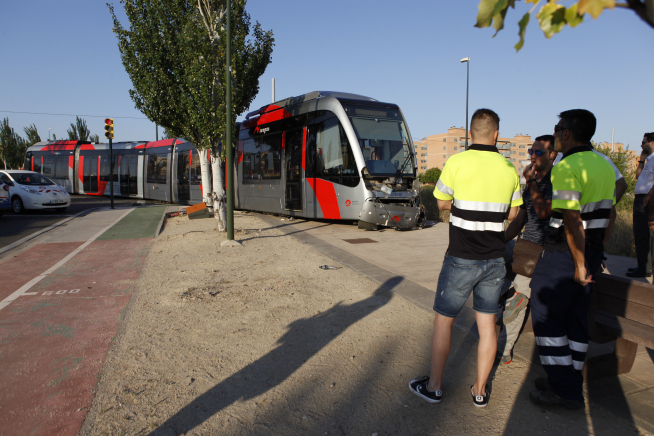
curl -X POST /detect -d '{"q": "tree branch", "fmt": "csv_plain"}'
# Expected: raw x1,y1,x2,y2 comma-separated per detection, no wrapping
625,0,654,27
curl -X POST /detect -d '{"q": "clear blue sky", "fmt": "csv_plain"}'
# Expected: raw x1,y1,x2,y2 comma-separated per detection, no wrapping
1,1,652,150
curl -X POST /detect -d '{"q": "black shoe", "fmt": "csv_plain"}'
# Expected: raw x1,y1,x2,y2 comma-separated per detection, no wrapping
471,384,490,408
626,269,652,278
409,376,442,403
628,267,639,272
529,389,584,410
535,377,549,391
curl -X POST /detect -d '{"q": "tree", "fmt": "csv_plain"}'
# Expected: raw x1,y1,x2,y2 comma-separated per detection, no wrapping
109,0,274,231
24,124,41,146
475,0,654,51
419,167,442,184
593,141,637,193
0,118,29,170
67,116,95,141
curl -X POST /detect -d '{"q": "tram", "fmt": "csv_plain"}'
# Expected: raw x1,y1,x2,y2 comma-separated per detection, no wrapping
237,91,423,229
24,91,423,230
24,138,204,204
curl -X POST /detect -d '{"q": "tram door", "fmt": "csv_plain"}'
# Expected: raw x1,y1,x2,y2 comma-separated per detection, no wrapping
119,155,139,196
177,151,191,202
284,129,303,211
83,156,99,193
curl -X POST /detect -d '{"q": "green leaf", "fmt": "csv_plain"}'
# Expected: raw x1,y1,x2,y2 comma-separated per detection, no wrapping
578,0,615,20
514,12,530,51
537,2,567,38
476,0,504,28
565,3,584,28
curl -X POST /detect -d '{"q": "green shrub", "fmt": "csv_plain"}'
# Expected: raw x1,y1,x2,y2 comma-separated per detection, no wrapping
419,185,449,222
419,167,442,184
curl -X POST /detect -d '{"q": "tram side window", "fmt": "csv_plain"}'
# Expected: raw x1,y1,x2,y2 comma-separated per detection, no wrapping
147,153,168,184
306,117,358,181
41,156,69,179
191,150,201,185
25,153,32,171
100,156,118,182
241,134,282,183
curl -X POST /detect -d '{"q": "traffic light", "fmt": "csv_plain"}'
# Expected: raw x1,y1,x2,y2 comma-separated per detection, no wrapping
104,118,114,139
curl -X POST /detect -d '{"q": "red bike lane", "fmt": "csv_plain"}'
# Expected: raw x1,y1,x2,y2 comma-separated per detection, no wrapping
0,207,164,436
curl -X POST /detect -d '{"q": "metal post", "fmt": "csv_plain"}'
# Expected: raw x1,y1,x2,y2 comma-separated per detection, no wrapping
109,137,114,209
465,60,469,150
156,124,159,141
226,0,234,241
272,78,275,103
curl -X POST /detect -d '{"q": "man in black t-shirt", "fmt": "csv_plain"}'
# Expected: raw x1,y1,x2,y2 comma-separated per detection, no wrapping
497,135,556,364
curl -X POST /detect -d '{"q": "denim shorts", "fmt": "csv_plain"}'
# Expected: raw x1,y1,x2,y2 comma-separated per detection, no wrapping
434,255,506,317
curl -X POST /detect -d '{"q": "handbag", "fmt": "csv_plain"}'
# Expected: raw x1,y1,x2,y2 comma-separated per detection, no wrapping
511,235,543,278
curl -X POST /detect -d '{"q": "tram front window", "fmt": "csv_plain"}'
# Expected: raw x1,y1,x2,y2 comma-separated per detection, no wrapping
348,110,413,177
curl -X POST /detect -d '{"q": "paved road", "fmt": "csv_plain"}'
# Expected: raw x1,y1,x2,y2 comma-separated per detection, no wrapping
0,195,158,250
0,206,167,436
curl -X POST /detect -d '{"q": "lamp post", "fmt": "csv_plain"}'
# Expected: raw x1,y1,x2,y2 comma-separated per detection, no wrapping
48,128,51,141
460,57,470,150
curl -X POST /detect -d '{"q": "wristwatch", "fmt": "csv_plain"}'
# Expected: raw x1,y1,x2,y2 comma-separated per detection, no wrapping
527,179,537,185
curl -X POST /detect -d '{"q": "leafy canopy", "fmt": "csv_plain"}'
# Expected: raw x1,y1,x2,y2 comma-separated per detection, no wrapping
67,116,99,142
419,167,442,184
476,0,654,51
0,118,30,169
108,0,274,152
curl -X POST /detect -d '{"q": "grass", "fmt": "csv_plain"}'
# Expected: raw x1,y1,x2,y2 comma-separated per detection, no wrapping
605,209,635,258
420,184,636,258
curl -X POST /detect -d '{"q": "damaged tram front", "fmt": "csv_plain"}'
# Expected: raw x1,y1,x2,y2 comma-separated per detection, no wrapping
236,91,425,230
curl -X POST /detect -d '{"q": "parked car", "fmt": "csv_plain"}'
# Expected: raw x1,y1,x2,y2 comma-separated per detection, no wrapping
0,170,71,214
0,179,10,216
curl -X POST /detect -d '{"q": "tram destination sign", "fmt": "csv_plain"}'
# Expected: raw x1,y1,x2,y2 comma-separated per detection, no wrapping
371,191,415,198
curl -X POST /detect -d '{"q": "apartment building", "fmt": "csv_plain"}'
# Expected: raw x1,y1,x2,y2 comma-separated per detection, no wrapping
414,129,639,176
414,127,535,176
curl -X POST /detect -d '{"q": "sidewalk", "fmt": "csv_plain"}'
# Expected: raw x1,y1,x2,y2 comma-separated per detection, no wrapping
0,206,167,436
78,212,651,436
260,215,654,434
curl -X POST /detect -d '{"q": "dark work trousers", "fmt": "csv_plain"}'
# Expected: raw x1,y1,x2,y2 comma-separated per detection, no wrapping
633,195,652,273
529,246,604,402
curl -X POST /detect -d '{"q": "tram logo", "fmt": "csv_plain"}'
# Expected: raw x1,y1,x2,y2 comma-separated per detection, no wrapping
254,126,270,134
345,199,351,206
391,215,400,222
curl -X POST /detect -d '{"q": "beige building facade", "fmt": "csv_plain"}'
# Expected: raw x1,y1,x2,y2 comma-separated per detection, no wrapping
415,128,639,176
414,127,535,176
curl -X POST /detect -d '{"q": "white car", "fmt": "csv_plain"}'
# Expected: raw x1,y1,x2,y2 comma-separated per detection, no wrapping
0,170,71,214
0,179,10,216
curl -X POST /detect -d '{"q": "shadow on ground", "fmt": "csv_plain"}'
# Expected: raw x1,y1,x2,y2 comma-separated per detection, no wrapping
148,277,401,436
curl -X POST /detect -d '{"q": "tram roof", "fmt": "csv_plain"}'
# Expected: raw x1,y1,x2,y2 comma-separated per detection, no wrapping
245,91,377,119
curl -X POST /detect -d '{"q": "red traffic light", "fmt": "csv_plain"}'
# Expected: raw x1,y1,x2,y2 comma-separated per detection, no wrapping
105,118,113,125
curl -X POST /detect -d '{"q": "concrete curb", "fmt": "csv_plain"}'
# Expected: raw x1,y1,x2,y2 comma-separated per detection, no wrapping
0,208,99,256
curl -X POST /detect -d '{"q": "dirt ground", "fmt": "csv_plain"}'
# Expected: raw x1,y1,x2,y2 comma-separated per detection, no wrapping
79,212,647,436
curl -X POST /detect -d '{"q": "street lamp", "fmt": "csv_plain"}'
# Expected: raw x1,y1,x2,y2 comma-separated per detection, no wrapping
460,57,470,150
48,128,51,141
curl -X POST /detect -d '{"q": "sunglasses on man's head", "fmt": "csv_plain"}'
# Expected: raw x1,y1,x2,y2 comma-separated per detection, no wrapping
528,149,548,157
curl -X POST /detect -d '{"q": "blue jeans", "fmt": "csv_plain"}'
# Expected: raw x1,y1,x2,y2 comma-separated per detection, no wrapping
434,255,506,318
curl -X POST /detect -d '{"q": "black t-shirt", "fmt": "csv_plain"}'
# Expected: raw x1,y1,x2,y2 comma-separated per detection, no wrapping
520,172,553,246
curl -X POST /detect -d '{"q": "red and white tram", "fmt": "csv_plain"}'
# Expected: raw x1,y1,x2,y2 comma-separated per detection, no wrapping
237,91,423,229
25,138,204,204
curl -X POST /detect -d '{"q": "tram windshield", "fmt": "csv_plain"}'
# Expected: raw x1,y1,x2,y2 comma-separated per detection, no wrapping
345,105,413,176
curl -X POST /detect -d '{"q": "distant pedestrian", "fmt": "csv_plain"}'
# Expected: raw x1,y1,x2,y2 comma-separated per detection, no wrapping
409,109,522,408
627,132,654,277
497,135,557,364
529,110,615,409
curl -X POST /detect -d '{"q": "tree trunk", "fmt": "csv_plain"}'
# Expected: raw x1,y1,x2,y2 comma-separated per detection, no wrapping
211,146,227,232
197,148,212,207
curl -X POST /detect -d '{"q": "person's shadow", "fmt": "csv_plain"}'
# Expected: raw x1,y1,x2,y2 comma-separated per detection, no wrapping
148,276,400,436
